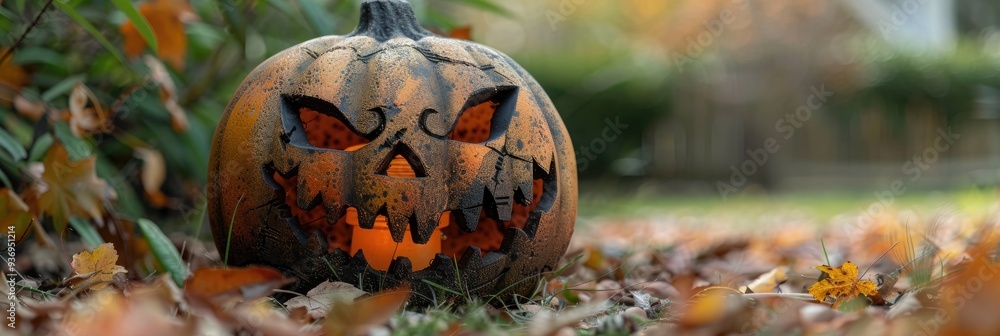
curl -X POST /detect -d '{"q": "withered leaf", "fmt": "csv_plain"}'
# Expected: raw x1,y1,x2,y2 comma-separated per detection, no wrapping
284,281,367,320
22,142,117,232
70,242,127,291
808,261,878,306
184,266,293,304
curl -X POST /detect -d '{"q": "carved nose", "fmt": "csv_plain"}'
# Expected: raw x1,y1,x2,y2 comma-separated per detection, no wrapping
386,155,417,178
377,144,426,178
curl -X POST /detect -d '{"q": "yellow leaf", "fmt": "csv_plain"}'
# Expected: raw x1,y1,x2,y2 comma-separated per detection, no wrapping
119,0,191,70
679,286,750,327
808,261,878,305
21,143,117,232
70,242,127,290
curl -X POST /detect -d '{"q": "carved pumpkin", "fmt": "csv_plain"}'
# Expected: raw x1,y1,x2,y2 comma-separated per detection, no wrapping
208,0,576,305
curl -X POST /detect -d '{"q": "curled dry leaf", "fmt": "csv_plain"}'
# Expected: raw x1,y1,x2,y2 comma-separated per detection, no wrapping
743,266,788,294
69,242,127,291
121,0,193,69
284,281,367,320
808,261,878,308
324,284,411,336
184,266,293,304
68,83,114,137
134,147,169,207
145,56,188,132
21,142,117,232
13,94,46,120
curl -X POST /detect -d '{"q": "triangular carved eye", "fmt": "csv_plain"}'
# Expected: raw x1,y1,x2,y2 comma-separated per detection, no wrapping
448,86,517,144
282,95,380,150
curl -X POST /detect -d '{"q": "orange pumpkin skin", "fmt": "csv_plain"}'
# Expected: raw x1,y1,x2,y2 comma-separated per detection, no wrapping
207,0,576,305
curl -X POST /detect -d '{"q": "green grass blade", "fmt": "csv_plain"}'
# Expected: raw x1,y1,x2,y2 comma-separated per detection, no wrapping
137,218,189,286
0,128,27,161
224,194,245,266
53,1,129,67
68,216,104,249
111,0,158,53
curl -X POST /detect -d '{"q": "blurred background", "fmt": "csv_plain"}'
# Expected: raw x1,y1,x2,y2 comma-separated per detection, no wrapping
3,0,1000,235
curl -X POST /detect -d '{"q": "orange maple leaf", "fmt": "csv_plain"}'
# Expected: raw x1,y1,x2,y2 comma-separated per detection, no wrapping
119,0,193,70
22,142,117,232
808,261,878,306
70,243,127,290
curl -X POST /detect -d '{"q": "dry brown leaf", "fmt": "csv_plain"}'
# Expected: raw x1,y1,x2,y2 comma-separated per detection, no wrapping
284,281,367,320
184,266,293,304
13,94,46,121
120,0,191,69
0,49,28,104
1,188,34,240
22,142,117,232
68,83,114,137
145,56,188,132
69,243,127,291
808,261,878,307
134,147,169,207
61,290,187,336
324,284,411,336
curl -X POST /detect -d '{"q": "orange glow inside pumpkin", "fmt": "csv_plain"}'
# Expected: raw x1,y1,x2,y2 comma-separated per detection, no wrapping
345,144,450,270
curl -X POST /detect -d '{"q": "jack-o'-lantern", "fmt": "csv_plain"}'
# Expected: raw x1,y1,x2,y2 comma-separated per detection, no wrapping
208,0,576,306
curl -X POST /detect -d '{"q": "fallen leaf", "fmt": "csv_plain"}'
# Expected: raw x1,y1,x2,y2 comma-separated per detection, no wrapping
13,94,46,121
0,188,34,240
679,286,751,327
284,281,367,320
448,26,472,40
743,266,788,294
145,56,188,132
324,284,411,336
134,147,169,207
22,142,117,232
808,261,878,307
68,83,114,137
525,302,608,336
69,242,127,290
120,0,192,69
184,266,293,304
0,49,28,104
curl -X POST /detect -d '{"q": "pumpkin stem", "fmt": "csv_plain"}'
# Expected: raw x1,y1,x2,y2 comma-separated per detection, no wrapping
350,0,433,41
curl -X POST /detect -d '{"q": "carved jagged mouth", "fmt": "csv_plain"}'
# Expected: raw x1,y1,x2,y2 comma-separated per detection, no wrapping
259,161,557,276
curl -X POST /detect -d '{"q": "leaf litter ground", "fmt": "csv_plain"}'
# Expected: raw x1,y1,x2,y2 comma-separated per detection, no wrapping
6,203,1000,335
